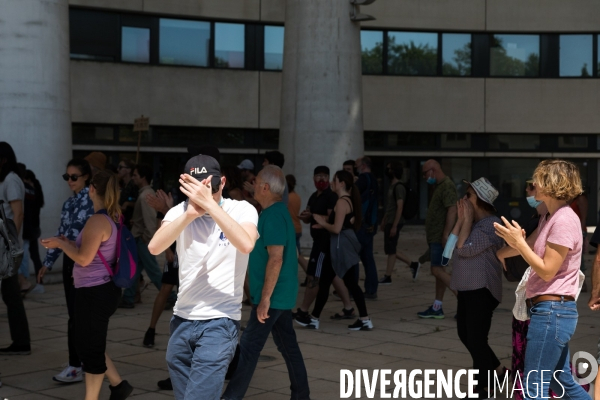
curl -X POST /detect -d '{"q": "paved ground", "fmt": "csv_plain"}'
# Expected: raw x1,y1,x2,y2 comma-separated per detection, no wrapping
1,226,598,399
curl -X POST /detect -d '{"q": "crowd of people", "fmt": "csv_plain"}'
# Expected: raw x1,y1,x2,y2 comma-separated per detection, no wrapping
1,138,599,399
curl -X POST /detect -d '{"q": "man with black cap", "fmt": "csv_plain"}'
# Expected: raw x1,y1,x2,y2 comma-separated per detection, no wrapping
294,166,338,328
148,154,259,400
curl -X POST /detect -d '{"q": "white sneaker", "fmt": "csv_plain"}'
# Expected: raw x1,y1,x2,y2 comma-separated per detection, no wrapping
53,365,83,383
30,284,45,294
348,318,374,331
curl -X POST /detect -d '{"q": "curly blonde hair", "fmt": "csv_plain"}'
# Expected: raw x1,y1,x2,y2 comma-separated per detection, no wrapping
532,159,582,202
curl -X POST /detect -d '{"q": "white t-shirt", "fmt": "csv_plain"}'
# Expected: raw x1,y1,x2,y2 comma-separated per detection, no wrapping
163,198,258,321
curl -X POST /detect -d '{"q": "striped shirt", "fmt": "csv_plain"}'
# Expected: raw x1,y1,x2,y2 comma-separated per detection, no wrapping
450,215,504,302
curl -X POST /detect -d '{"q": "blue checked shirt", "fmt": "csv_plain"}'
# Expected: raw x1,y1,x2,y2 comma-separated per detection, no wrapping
43,187,94,269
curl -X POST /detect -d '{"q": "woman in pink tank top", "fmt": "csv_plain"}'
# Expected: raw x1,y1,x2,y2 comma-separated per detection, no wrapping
41,170,133,400
495,160,588,400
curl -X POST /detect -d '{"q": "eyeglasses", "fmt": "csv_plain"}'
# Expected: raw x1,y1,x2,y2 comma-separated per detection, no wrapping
62,173,82,182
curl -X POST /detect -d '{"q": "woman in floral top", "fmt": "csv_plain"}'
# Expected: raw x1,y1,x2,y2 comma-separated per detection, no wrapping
38,158,94,384
449,177,505,398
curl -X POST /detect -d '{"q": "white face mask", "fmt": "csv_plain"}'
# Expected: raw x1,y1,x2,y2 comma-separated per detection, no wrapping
441,233,459,266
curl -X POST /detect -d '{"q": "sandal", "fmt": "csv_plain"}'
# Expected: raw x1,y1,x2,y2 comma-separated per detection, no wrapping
330,308,356,320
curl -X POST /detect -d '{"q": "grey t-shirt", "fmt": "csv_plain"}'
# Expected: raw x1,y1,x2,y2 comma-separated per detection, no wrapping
0,171,25,220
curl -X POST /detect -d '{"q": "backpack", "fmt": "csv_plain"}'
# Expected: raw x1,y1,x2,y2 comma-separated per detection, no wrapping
0,200,23,279
361,173,378,232
394,182,419,220
96,210,138,288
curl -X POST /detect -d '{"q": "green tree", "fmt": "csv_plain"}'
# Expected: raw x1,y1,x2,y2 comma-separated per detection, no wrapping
490,37,539,76
442,42,472,76
361,41,384,74
387,36,437,75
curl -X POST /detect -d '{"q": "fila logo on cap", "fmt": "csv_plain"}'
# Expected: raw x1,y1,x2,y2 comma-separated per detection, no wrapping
190,167,208,174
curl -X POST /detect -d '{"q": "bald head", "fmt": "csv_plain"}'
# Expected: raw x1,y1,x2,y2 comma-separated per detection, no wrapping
422,159,445,181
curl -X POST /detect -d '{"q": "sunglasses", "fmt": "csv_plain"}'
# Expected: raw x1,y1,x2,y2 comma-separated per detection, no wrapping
62,173,82,182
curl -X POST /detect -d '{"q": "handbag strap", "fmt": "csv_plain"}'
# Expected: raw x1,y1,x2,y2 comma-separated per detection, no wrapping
95,212,121,277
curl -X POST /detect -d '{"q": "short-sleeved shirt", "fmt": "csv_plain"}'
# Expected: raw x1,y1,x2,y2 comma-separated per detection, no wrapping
287,192,302,233
425,177,458,244
248,202,298,310
384,182,406,224
526,206,582,299
0,172,25,220
130,185,157,243
306,187,337,243
164,198,259,321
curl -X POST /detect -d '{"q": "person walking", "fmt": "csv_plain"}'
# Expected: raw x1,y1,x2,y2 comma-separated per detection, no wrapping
41,170,133,400
38,158,95,383
449,178,505,398
355,156,379,298
148,155,259,400
379,161,419,285
308,170,373,331
117,159,136,229
0,142,31,356
417,159,458,319
495,159,589,400
222,165,310,400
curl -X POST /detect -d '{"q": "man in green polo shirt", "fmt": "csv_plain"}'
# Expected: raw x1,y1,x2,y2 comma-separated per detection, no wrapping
222,165,310,400
417,159,458,319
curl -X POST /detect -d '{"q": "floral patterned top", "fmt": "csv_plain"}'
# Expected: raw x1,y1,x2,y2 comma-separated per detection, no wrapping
43,186,94,269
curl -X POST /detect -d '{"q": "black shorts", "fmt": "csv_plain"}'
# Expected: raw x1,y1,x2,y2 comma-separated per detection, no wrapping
161,257,179,286
306,242,330,279
383,223,404,255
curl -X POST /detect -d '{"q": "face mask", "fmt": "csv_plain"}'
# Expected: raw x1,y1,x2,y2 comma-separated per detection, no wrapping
427,177,437,185
442,233,458,266
315,181,329,191
526,196,542,209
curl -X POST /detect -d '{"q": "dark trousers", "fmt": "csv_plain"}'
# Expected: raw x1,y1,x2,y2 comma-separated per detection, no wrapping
1,261,31,346
356,226,378,294
222,308,310,400
312,263,368,319
74,281,120,374
28,233,43,279
456,288,500,391
62,255,81,367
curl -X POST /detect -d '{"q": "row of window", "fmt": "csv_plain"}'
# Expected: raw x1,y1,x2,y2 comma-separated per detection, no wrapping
70,8,600,78
73,124,599,153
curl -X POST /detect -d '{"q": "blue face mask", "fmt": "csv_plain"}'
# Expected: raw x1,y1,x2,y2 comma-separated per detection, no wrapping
526,196,542,209
442,233,458,266
427,177,437,185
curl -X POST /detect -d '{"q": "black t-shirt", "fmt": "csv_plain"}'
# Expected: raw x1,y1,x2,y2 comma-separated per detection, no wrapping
307,187,337,243
356,172,378,227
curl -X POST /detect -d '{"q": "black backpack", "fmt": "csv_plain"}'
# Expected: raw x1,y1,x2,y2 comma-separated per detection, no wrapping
0,200,24,279
393,182,419,220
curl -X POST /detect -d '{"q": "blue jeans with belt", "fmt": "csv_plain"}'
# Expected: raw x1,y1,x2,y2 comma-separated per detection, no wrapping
523,300,588,400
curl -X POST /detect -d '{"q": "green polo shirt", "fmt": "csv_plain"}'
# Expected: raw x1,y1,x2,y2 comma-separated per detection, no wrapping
248,201,298,310
425,177,458,244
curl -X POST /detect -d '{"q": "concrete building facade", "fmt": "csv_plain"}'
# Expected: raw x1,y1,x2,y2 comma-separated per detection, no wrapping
4,0,600,231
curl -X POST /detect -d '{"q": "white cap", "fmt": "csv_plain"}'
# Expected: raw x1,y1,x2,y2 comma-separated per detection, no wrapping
463,177,499,209
237,159,254,171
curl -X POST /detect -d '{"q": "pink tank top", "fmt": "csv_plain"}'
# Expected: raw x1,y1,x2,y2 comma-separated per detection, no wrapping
73,214,118,288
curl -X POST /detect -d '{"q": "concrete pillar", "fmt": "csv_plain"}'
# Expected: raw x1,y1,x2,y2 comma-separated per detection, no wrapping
0,1,71,254
279,0,365,221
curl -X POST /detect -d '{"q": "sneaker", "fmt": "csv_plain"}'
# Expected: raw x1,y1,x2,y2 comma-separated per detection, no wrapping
118,300,134,309
417,306,445,319
409,262,421,281
364,292,378,300
378,275,392,285
109,379,133,400
157,377,173,390
143,328,155,348
348,318,373,331
0,343,31,355
294,313,319,329
330,308,356,320
53,365,83,383
29,284,45,294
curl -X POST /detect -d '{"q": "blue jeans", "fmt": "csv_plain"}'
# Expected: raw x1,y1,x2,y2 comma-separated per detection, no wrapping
222,308,310,400
167,316,240,400
523,300,588,400
356,226,378,294
18,240,30,277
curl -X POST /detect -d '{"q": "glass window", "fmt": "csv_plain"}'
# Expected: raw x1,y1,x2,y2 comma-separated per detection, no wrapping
488,135,540,150
121,27,150,63
361,30,384,74
264,26,284,70
159,19,210,67
387,32,438,75
215,23,245,68
560,35,593,77
387,132,436,147
490,34,539,77
154,127,210,145
442,34,471,76
440,133,471,149
558,135,589,149
119,125,150,143
70,9,119,61
72,125,115,143
598,35,600,76
364,132,386,148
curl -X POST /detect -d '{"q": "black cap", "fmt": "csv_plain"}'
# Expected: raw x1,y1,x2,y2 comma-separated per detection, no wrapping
314,166,330,176
184,155,221,187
